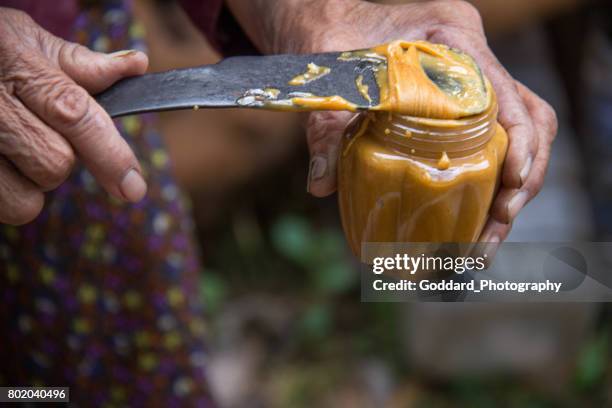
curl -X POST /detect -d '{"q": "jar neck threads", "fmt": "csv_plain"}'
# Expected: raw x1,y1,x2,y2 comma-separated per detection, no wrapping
367,95,498,159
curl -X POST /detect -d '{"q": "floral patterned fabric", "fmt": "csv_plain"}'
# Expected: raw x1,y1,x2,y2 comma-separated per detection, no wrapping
0,1,215,406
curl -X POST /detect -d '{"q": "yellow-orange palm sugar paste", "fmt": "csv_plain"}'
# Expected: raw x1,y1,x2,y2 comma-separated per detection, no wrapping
336,41,507,257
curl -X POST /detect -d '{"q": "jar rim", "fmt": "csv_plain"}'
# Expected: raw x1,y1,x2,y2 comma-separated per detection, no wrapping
366,91,499,158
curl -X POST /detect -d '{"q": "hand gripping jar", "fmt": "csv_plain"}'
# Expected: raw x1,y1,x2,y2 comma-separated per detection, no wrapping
338,93,508,257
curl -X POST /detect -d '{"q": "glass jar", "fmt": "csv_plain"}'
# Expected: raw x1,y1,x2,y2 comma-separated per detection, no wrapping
338,96,508,257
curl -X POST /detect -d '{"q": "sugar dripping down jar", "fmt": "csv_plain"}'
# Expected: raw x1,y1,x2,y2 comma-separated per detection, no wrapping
337,41,508,257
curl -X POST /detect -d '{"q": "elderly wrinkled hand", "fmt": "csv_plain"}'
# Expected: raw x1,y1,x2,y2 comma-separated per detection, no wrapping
304,1,558,245
0,8,149,225
229,0,558,245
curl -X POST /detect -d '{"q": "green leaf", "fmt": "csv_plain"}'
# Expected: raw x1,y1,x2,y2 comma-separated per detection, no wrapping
308,229,345,264
200,271,227,313
299,303,331,339
271,215,314,265
575,329,610,390
311,261,355,294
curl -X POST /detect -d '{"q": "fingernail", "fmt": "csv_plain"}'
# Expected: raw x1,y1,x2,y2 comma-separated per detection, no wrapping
519,156,532,185
507,190,529,222
108,49,138,59
120,168,147,202
481,235,500,268
306,155,327,193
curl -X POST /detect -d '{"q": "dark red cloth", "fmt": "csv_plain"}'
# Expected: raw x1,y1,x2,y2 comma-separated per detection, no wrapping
179,0,258,56
1,0,78,39
178,0,223,50
2,0,256,56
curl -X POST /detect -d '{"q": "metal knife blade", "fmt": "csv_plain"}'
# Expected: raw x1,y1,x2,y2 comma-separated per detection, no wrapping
95,52,383,118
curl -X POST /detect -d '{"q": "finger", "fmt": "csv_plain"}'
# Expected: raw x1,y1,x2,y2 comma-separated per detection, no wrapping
516,81,558,145
470,47,539,190
305,111,354,197
0,88,75,191
46,38,148,94
480,218,513,244
488,142,548,226
494,143,550,223
509,82,556,212
0,155,44,225
487,82,556,224
11,55,146,202
476,218,513,267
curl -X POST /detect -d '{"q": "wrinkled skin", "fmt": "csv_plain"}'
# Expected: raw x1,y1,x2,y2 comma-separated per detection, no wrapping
0,8,148,225
228,0,558,251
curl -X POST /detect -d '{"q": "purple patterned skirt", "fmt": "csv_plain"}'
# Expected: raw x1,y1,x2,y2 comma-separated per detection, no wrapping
0,1,215,406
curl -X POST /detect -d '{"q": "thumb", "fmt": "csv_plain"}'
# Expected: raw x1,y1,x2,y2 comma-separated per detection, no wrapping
51,40,148,94
305,111,354,197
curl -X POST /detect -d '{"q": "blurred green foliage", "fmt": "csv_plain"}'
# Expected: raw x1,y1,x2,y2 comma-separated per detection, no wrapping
575,327,610,391
271,214,355,295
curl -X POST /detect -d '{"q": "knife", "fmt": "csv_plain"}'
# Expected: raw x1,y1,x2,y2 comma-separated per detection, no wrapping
95,52,383,118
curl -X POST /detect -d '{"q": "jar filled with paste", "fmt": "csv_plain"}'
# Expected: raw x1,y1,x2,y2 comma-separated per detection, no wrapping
337,41,508,257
